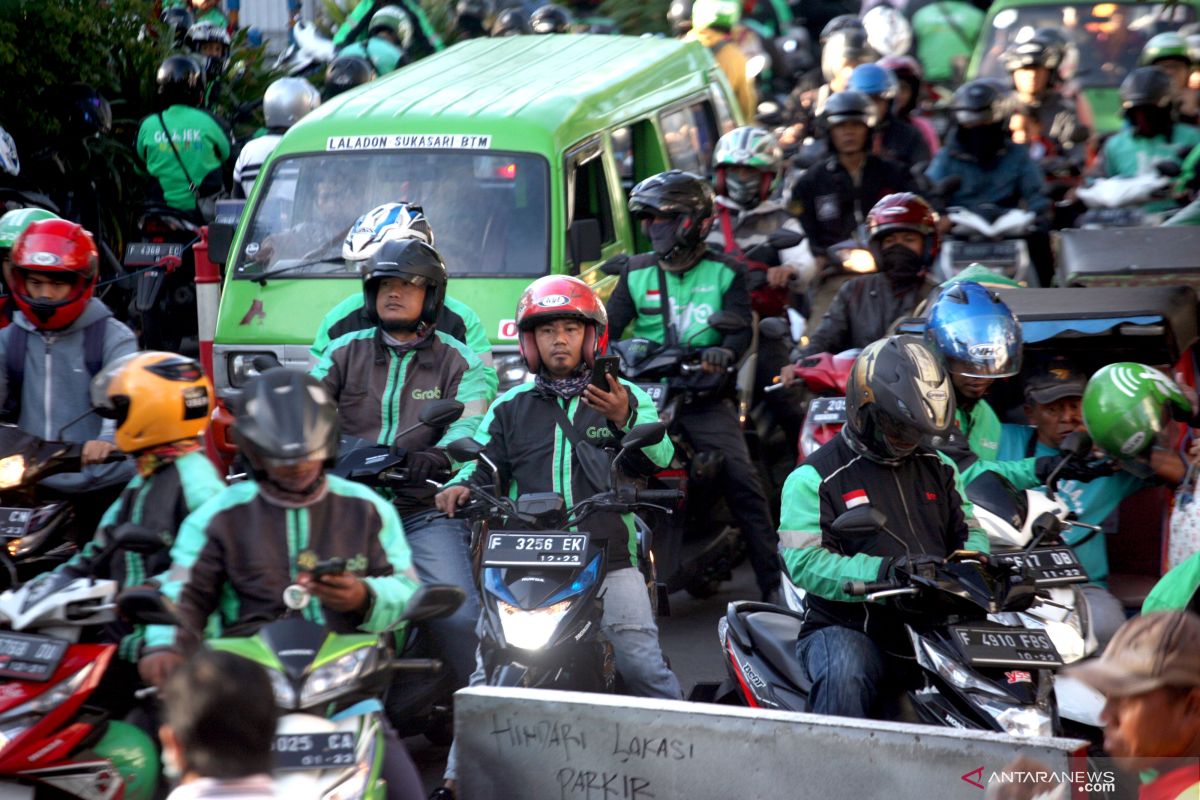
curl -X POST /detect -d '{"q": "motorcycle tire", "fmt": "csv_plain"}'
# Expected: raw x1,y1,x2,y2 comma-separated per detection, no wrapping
685,576,722,599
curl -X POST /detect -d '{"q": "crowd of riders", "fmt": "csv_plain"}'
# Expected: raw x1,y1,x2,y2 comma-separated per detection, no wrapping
2,0,1200,798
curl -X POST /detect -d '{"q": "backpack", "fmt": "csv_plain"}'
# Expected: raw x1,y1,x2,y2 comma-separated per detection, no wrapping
1,318,108,423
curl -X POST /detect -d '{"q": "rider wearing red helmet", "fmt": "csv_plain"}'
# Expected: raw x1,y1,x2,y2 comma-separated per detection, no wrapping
435,274,681,793
0,219,136,519
787,193,939,369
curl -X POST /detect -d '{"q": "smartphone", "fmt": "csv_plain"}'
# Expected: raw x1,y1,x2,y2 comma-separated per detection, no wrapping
310,557,347,579
591,356,619,390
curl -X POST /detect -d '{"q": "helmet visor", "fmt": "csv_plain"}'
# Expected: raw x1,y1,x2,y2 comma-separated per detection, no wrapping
90,352,141,416
934,315,1022,378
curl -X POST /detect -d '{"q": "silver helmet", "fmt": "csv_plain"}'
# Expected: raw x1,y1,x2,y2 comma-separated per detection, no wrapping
263,77,322,129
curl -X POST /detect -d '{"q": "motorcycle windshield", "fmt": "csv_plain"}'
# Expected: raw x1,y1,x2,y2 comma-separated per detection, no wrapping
233,151,550,279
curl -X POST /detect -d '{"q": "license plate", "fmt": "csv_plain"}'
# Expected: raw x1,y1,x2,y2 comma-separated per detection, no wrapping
0,631,68,682
0,508,31,539
272,731,357,771
993,547,1088,587
124,242,183,267
637,383,666,410
807,397,846,424
951,625,1063,668
955,241,1018,264
1081,208,1144,227
0,784,34,800
483,533,589,567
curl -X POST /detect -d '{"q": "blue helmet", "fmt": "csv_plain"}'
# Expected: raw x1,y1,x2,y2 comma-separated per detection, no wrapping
847,62,898,100
924,282,1022,379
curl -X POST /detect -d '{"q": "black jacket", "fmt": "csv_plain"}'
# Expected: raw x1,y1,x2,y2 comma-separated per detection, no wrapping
791,155,914,258
876,116,933,173
799,273,933,357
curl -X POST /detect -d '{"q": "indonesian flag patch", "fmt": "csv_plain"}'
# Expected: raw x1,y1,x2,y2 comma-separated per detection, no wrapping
645,289,661,303
843,489,869,509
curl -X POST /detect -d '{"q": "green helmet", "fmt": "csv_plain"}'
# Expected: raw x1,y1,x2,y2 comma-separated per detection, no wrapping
692,0,740,31
1082,362,1190,458
713,126,782,171
369,4,415,50
1140,32,1192,67
941,263,1023,289
0,208,59,250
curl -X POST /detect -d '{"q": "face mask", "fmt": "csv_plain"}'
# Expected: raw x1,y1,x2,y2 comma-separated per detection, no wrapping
879,244,925,281
956,123,1008,160
646,220,679,257
724,174,761,207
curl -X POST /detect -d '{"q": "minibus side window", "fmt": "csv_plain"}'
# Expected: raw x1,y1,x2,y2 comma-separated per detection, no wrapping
570,153,615,245
660,101,720,178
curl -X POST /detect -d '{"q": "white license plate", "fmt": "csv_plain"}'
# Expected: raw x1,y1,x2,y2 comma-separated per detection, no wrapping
0,784,34,800
272,731,357,771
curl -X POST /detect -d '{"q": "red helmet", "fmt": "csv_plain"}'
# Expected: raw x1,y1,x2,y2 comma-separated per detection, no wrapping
879,54,922,81
7,219,98,330
865,192,940,264
516,275,609,372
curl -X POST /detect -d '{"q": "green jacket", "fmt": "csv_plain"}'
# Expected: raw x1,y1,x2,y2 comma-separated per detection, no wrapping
1101,125,1200,212
935,399,1040,489
136,105,230,212
339,38,404,74
1143,550,1200,613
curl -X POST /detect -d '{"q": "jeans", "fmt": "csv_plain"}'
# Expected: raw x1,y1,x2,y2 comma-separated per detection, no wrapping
796,626,886,718
400,510,482,687
675,399,781,595
443,567,680,781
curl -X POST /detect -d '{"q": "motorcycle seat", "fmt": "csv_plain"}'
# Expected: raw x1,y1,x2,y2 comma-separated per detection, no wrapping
744,611,811,692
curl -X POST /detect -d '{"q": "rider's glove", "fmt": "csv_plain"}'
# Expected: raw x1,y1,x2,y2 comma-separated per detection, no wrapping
1034,454,1115,484
701,347,734,369
877,553,942,583
407,449,450,484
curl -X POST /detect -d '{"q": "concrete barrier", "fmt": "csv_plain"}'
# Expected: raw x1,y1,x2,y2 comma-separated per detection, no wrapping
454,687,1089,800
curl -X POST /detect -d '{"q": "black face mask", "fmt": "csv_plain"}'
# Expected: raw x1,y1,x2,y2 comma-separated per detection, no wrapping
879,245,925,283
646,219,679,257
1129,105,1172,139
724,174,761,207
955,123,1008,161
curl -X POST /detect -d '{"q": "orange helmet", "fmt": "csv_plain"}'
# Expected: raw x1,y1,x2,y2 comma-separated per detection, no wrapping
515,275,609,372
7,219,98,330
90,352,213,453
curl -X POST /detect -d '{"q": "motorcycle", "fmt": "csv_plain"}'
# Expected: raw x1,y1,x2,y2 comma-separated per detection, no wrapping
707,504,1064,738
934,205,1040,286
0,523,167,799
119,581,464,798
124,204,202,354
446,425,680,690
766,349,858,464
1074,170,1177,228
610,311,752,599
273,20,336,78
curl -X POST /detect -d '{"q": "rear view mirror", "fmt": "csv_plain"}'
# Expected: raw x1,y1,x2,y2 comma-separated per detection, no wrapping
567,219,603,271
402,584,466,622
446,437,484,463
206,199,246,265
1060,431,1093,459
117,587,182,627
759,317,790,341
1155,159,1182,178
111,523,171,555
419,399,464,428
706,311,748,334
767,229,803,251
620,422,666,450
830,505,888,539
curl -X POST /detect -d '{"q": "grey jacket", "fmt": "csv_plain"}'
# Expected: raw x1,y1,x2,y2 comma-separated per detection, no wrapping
0,300,137,491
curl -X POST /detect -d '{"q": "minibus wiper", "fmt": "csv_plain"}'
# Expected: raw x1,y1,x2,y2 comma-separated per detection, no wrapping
250,255,349,285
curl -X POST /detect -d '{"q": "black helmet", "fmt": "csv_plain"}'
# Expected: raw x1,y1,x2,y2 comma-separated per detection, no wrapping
822,90,878,127
65,84,112,138
156,55,205,108
363,238,448,328
1121,66,1174,110
234,369,339,469
950,78,1011,126
667,0,694,36
456,0,493,34
530,4,572,33
820,14,865,45
491,7,531,35
161,6,194,46
1001,36,1063,73
323,55,377,101
628,170,714,272
845,335,955,462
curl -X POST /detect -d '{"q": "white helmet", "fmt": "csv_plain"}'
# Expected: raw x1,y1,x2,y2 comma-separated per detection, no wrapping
342,202,435,262
0,127,18,177
263,77,322,129
862,6,912,58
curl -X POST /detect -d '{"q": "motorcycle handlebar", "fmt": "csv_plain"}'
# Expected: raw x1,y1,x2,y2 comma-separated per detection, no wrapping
634,489,683,504
390,658,443,674
843,580,898,596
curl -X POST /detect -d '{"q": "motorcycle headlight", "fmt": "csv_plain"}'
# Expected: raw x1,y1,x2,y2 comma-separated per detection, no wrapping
7,521,54,558
268,670,296,710
918,639,1008,699
496,353,533,392
0,662,96,749
0,455,26,490
497,599,572,651
976,697,1054,738
300,648,370,708
842,248,876,273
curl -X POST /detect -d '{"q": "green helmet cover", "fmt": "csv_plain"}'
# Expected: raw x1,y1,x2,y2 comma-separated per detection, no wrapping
1082,362,1190,458
1140,32,1192,67
713,126,782,171
0,208,59,250
692,0,740,31
941,263,1023,289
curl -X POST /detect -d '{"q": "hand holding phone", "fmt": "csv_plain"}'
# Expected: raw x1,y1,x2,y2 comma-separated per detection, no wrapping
310,557,347,579
590,355,619,390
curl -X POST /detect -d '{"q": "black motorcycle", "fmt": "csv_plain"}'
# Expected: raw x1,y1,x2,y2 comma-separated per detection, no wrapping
446,424,679,691
701,504,1064,738
124,204,202,354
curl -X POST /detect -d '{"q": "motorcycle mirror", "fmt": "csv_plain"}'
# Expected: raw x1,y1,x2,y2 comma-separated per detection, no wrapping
401,584,466,622
418,399,465,428
1156,159,1182,178
117,587,182,627
1060,430,1093,459
620,422,666,450
599,256,627,277
830,505,889,538
767,229,804,250
251,354,282,373
446,437,484,463
706,311,749,335
759,316,790,341
110,522,171,555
